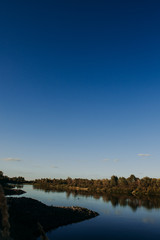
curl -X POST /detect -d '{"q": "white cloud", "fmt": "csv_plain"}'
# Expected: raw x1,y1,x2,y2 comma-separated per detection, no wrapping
103,158,110,162
103,158,119,163
2,157,22,162
137,154,151,157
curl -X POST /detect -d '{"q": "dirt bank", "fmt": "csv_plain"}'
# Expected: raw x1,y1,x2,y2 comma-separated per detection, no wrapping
6,197,99,240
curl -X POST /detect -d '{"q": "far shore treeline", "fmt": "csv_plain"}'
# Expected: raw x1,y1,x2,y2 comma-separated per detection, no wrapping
1,171,160,197
33,175,160,197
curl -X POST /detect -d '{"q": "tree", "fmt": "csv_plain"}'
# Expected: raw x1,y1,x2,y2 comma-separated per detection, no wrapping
110,175,118,186
141,177,151,187
67,177,72,185
127,174,137,184
0,171,4,181
118,177,128,186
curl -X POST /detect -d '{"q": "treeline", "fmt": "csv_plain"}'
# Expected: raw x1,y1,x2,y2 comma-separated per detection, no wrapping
0,171,27,195
0,171,26,184
33,174,160,197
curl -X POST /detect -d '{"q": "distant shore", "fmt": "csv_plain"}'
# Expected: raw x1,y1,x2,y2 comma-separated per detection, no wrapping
33,175,160,197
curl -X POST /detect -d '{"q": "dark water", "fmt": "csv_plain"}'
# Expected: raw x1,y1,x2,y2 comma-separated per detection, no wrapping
14,185,160,239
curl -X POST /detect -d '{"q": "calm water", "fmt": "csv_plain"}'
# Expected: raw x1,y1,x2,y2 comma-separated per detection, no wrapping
13,185,160,240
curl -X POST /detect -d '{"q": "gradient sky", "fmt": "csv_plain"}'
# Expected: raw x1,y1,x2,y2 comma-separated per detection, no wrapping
0,0,160,180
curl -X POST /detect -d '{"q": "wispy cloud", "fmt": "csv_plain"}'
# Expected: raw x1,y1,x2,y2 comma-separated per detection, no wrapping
103,158,110,162
50,165,58,168
103,158,119,163
2,157,22,162
137,154,151,157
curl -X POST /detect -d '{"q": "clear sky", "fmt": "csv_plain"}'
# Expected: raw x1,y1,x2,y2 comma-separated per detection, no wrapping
0,0,160,180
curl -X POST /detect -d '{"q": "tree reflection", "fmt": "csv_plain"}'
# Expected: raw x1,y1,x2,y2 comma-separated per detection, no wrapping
33,184,160,211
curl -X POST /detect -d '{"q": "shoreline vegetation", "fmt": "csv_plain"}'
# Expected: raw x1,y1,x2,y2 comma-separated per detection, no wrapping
33,174,160,197
2,170,160,198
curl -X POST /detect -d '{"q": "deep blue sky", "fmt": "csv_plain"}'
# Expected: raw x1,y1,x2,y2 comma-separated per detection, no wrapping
0,0,160,180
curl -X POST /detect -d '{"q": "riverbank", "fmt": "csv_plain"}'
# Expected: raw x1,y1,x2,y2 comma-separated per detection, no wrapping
4,187,26,195
6,197,99,240
33,175,160,197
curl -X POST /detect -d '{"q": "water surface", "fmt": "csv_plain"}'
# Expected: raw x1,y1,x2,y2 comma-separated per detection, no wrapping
14,185,160,240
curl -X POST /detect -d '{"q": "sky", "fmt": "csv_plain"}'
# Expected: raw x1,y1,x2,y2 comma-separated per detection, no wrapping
0,0,160,180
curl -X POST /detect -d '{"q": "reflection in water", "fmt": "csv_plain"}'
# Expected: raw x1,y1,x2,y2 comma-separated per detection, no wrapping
33,185,160,211
8,183,24,189
114,209,122,215
20,184,160,240
142,217,155,224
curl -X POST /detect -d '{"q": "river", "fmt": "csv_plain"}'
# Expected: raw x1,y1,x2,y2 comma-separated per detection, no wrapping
13,184,160,239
